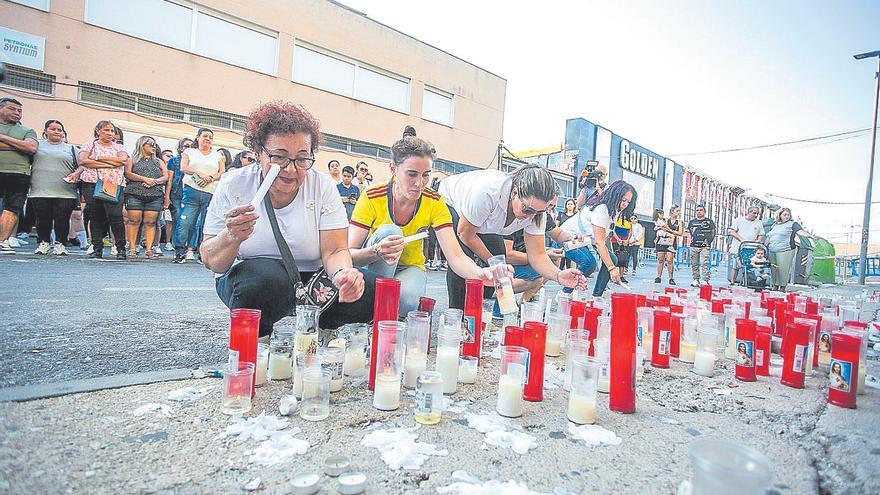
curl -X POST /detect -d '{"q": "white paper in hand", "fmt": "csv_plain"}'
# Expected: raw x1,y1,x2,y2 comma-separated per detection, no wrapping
401,231,428,244
250,165,280,208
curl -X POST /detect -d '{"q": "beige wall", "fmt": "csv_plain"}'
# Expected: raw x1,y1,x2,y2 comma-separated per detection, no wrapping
1,0,506,182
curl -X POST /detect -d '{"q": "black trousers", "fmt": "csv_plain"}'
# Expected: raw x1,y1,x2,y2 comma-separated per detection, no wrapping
216,258,378,337
446,206,506,310
82,182,125,252
29,197,77,244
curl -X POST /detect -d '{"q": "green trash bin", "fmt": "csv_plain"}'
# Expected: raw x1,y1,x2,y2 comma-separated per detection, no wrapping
809,236,836,284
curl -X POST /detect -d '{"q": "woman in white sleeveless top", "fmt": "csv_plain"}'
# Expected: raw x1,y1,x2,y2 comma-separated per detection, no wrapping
172,127,225,263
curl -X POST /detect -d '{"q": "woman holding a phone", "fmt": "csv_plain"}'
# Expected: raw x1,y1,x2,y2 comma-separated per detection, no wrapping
348,128,499,315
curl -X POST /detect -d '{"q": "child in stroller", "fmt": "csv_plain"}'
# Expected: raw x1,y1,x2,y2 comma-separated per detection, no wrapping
749,247,772,283
738,241,771,289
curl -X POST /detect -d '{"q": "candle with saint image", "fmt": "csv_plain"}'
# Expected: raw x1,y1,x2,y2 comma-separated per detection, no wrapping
488,255,518,315
827,331,860,408
522,321,548,402
567,357,600,424
781,321,810,389
609,293,637,413
651,309,671,368
734,318,757,382
436,313,462,394
546,313,568,357
817,311,837,366
496,346,529,417
369,279,400,391
229,308,261,397
460,279,484,361
402,311,431,389
372,321,405,410
692,329,719,377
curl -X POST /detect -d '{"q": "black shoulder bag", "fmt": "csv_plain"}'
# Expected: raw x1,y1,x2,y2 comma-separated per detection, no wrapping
262,192,339,312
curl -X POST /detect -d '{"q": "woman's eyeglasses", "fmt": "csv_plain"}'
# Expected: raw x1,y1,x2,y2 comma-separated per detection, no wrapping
268,154,316,170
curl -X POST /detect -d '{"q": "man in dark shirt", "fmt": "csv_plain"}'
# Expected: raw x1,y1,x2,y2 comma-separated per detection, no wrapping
336,165,360,220
686,204,716,286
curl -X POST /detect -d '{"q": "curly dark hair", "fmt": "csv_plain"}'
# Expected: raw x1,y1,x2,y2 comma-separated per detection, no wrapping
244,101,321,154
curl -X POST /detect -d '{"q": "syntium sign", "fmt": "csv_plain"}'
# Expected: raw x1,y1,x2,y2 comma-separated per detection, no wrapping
1,26,45,71
619,139,658,180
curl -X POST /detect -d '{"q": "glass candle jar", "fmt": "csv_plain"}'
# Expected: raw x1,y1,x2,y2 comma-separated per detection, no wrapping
522,321,547,402
693,329,719,377
370,278,400,391
723,305,744,360
488,254,518,315
842,322,868,395
651,309,671,368
828,331,861,409
268,328,295,381
635,347,647,381
545,313,568,357
609,293,637,413
734,318,757,382
794,317,818,375
567,357,600,424
637,307,654,349
343,327,368,377
563,338,591,391
414,371,444,424
458,356,478,384
300,368,331,421
255,342,269,387
497,346,529,418
436,328,461,395
679,316,698,363
520,300,544,326
403,311,431,389
373,321,405,411
461,279,484,361
781,321,810,389
817,312,837,367
222,362,255,415
755,325,772,377
322,347,345,392
594,339,611,393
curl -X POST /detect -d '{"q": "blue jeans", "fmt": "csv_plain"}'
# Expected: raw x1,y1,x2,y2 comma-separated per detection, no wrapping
360,224,427,316
563,246,598,294
513,264,542,281
174,186,211,255
591,241,617,297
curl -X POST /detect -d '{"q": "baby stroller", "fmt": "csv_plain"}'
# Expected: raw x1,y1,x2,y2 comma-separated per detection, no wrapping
739,241,769,290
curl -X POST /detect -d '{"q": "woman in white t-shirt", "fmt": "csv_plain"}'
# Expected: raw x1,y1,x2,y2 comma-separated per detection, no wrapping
560,180,637,297
440,165,588,309
172,128,226,263
200,102,368,336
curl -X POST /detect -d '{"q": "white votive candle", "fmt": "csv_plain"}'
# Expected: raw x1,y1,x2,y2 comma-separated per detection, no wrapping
403,353,427,389
436,346,459,394
496,374,524,417
567,393,597,424
679,342,697,363
693,350,716,377
545,339,562,357
255,352,268,386
458,357,478,384
373,374,401,411
268,353,292,381
343,349,364,376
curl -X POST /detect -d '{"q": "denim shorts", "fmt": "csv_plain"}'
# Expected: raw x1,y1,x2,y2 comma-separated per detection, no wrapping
513,264,542,281
125,193,164,211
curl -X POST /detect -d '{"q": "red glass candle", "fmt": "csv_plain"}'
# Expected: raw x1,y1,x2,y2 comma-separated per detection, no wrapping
229,308,261,395
773,300,789,337
651,309,671,368
699,284,713,301
570,300,586,328
734,318,757,382
781,321,811,389
418,297,436,354
805,300,819,315
669,314,683,358
521,321,547,402
744,300,751,319
669,304,684,315
755,325,772,377
801,314,822,367
370,278,400,390
503,326,524,347
664,287,675,294
657,295,671,307
828,332,860,408
635,294,647,307
460,279,484,362
786,292,798,304
609,293,637,413
711,299,725,314
582,306,601,357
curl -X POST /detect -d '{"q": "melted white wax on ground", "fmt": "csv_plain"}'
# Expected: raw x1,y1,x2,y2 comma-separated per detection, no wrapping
278,395,298,416
167,385,215,402
249,433,310,466
361,426,448,470
543,363,565,390
567,423,622,446
443,399,472,414
436,470,548,495
132,403,172,417
225,412,290,441
464,412,537,455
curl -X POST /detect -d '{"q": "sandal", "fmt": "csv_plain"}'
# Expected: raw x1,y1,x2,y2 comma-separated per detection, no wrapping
127,250,137,260
145,249,158,260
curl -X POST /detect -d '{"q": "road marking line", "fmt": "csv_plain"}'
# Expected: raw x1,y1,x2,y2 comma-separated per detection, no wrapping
101,287,214,292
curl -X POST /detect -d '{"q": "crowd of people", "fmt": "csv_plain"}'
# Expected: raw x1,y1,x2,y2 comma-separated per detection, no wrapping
0,96,816,332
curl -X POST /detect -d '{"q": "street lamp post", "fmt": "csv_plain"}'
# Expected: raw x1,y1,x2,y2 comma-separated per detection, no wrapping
854,50,880,285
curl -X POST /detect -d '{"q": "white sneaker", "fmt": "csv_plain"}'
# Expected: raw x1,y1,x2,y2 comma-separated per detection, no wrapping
152,245,162,256
110,245,118,256
14,233,29,245
164,242,174,252
7,237,21,248
185,250,196,261
86,244,94,255
0,240,14,255
52,242,68,256
690,279,700,287
34,241,51,255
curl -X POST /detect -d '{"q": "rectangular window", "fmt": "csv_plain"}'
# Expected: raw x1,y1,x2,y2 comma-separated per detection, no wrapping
8,0,49,11
292,45,355,97
85,0,192,51
0,64,54,95
422,87,453,126
355,68,409,114
194,12,276,74
292,42,410,114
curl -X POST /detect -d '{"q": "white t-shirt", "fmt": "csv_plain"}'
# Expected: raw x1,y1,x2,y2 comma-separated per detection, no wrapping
439,169,546,236
729,216,765,252
560,203,615,241
203,165,349,272
183,148,223,194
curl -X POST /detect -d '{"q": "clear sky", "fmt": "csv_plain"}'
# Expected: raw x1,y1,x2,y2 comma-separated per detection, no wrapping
340,0,880,247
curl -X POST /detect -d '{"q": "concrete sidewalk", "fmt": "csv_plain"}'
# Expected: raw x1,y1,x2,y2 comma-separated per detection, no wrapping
1,311,878,493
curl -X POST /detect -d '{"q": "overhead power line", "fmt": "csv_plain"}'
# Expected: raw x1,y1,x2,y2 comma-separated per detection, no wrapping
764,192,880,205
666,128,872,157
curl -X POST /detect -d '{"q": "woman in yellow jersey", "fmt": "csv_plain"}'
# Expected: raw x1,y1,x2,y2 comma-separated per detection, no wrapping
348,128,500,315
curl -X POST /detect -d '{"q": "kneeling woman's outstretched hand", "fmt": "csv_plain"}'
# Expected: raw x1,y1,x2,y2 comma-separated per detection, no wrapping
333,268,365,303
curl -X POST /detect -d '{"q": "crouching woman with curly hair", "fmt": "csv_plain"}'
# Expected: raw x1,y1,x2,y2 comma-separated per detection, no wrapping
200,102,375,336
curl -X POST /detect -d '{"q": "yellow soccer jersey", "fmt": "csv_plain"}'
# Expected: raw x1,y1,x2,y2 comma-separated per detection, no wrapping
350,181,453,270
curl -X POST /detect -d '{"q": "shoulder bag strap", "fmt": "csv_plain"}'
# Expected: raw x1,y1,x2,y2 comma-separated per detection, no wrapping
262,191,302,288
